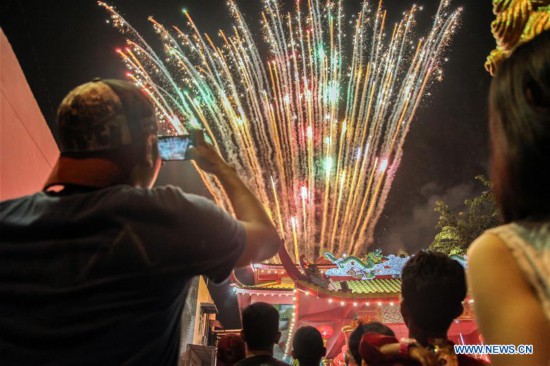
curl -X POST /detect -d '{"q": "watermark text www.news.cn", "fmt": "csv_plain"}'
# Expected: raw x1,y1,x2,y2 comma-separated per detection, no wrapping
454,344,534,355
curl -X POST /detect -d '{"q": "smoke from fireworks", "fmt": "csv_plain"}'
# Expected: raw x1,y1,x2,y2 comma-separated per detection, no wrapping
99,0,461,262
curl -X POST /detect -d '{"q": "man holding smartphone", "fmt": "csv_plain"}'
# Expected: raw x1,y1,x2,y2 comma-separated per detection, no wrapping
0,79,281,365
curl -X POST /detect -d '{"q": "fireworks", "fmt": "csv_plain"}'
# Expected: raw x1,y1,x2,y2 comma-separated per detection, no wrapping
99,0,461,262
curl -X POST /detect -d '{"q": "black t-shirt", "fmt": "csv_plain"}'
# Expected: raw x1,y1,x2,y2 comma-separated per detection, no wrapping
0,185,245,365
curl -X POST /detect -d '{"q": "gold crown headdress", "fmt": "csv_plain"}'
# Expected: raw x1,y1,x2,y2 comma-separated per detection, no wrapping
486,0,550,75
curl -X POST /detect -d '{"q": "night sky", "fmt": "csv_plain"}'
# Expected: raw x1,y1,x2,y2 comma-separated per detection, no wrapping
1,0,496,328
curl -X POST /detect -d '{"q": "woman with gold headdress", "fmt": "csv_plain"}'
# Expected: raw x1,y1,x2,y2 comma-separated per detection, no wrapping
468,2,550,365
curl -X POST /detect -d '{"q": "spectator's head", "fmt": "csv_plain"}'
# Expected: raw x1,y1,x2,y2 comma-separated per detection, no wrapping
489,30,550,222
241,302,281,353
291,326,326,366
400,251,466,336
49,79,160,189
362,322,395,337
348,322,395,365
217,334,246,366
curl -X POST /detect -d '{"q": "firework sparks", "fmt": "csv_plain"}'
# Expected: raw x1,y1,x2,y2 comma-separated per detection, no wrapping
99,0,461,262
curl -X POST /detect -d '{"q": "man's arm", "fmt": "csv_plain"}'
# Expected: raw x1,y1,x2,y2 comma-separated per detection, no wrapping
467,233,550,366
188,130,282,267
359,334,438,366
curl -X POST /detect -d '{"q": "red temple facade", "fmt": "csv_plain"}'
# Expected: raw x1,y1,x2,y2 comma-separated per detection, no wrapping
233,248,486,364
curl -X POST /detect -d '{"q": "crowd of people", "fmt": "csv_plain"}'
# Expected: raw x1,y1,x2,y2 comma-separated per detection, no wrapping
0,10,549,366
216,303,325,366
220,251,485,366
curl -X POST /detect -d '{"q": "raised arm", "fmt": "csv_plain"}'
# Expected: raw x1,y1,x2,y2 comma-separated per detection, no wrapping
359,334,438,366
187,130,282,267
467,233,550,366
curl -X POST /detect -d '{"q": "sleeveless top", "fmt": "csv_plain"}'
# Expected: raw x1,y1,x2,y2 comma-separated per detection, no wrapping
486,222,550,322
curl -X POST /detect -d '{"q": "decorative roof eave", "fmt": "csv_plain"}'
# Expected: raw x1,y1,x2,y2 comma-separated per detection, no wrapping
254,263,336,270
234,287,294,297
234,280,295,291
253,263,286,270
294,280,399,300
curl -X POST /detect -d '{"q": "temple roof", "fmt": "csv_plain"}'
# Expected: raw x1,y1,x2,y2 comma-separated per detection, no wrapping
237,278,402,295
344,279,401,294
238,281,295,291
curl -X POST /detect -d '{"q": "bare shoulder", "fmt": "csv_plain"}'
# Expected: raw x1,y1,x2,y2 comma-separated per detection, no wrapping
468,232,510,258
467,232,517,274
467,233,550,365
467,231,533,300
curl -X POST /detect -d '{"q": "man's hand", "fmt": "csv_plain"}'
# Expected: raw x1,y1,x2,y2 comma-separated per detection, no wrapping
187,129,229,175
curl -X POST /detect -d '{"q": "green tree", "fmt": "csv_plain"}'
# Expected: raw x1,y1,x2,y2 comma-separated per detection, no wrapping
429,176,500,256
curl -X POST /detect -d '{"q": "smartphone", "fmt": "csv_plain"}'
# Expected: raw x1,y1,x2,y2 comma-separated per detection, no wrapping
158,135,192,161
